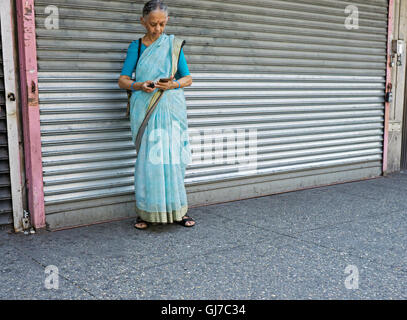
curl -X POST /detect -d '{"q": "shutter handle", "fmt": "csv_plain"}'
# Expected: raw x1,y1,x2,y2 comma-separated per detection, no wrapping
7,92,16,101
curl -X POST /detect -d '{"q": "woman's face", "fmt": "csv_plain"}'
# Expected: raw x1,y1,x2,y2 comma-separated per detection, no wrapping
141,10,168,38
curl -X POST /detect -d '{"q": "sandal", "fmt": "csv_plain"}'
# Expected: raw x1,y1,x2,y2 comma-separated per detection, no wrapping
134,217,149,230
178,215,196,227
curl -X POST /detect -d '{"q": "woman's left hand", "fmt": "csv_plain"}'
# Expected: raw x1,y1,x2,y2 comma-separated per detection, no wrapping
154,76,176,91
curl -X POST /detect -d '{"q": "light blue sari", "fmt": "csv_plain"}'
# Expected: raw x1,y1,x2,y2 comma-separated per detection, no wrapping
129,33,192,223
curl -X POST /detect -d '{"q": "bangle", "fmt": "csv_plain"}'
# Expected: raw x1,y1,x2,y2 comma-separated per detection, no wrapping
175,80,181,89
130,81,137,91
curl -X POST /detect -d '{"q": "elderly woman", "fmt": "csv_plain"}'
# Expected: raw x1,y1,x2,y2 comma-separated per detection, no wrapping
118,0,195,229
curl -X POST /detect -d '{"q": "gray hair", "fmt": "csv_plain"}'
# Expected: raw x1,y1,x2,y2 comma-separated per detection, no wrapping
142,0,168,17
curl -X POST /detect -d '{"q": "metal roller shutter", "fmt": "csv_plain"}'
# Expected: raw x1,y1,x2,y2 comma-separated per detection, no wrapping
0,20,13,226
33,0,388,228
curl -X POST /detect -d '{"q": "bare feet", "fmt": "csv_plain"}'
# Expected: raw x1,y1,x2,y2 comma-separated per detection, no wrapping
134,217,148,229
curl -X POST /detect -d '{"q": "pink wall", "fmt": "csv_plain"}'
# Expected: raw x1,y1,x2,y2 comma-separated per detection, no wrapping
383,0,394,174
16,0,45,229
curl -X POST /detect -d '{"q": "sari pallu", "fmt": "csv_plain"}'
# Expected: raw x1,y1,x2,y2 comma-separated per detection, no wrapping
129,33,192,224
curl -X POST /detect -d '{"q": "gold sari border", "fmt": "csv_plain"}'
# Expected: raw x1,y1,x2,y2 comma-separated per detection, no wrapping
136,204,188,224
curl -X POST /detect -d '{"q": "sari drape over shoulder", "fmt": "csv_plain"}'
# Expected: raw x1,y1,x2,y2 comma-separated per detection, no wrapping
129,33,192,223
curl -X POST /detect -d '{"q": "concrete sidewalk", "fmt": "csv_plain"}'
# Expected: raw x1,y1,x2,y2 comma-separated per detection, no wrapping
1,172,406,300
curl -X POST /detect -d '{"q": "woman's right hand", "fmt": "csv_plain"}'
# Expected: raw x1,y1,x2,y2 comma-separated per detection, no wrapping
141,81,156,93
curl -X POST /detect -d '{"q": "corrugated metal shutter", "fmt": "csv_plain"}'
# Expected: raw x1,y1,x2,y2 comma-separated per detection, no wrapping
33,0,388,228
0,21,13,226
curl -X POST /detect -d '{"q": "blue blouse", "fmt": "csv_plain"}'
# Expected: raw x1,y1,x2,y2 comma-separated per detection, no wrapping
120,39,190,80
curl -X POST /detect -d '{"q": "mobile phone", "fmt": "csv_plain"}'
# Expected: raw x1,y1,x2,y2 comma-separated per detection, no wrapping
147,82,155,88
159,77,172,83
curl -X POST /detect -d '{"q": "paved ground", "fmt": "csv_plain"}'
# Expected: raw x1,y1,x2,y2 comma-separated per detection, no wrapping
1,172,407,300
